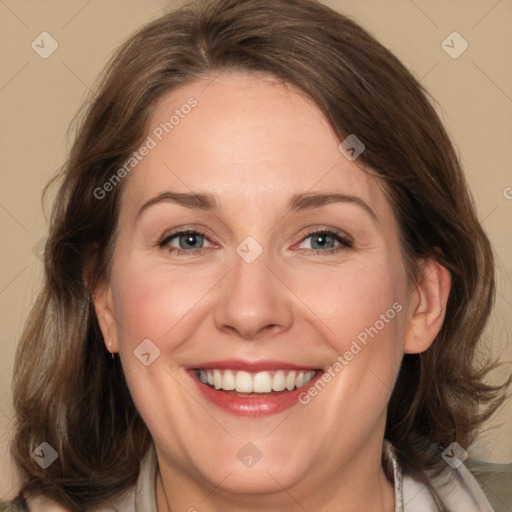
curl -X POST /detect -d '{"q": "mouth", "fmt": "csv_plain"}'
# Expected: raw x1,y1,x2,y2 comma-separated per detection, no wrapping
188,363,323,416
196,368,317,394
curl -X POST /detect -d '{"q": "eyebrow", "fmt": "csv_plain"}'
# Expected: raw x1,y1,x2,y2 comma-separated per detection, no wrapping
289,192,378,223
136,191,377,224
136,191,218,220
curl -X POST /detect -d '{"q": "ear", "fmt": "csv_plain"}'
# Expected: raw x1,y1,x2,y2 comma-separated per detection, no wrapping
91,281,119,354
404,257,451,354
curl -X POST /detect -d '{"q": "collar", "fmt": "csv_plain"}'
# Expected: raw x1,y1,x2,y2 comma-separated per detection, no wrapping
382,440,404,512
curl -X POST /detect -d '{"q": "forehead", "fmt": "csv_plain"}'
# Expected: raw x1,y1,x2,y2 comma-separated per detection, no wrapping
120,72,392,221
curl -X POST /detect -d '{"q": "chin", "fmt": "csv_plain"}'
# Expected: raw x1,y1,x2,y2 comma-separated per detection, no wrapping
209,466,302,496
194,447,308,497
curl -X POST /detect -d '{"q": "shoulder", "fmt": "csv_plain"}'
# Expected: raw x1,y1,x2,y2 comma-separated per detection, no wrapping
467,459,512,512
0,447,158,512
402,459,506,511
383,441,508,511
1,491,136,512
0,496,29,512
0,495,70,512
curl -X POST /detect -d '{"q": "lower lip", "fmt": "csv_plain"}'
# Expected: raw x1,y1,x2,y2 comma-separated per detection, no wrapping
189,370,323,416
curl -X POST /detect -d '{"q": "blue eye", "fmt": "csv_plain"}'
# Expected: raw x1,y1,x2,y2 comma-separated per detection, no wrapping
157,228,351,256
175,232,205,249
159,230,211,253
298,231,352,253
308,233,336,249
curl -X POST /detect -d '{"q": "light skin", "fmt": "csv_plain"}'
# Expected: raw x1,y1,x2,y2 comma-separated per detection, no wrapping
93,72,451,512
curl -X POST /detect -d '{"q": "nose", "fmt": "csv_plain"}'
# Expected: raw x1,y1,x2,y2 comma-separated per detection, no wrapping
213,250,294,341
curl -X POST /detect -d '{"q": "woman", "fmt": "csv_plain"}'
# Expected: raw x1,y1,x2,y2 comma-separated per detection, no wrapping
4,0,509,510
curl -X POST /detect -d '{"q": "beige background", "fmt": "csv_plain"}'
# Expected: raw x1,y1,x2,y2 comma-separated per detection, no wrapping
1,0,511,501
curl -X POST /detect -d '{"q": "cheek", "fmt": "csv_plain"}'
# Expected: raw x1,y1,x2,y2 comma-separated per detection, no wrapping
289,254,408,414
110,256,220,348
109,258,204,446
292,257,407,352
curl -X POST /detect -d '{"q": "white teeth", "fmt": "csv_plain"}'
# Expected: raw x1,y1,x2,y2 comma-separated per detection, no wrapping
272,370,286,391
222,369,235,391
253,371,272,393
235,371,253,392
198,368,317,393
213,369,222,390
285,370,296,391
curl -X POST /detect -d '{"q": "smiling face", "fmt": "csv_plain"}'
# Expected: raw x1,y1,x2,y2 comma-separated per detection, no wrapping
93,72,443,508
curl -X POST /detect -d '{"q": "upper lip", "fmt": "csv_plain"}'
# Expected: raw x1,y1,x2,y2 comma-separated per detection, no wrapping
189,360,319,372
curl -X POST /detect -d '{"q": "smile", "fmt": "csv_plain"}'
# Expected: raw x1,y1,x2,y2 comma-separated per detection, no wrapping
189,362,323,416
197,368,317,393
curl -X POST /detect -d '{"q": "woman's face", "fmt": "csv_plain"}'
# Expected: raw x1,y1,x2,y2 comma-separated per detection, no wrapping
97,72,417,501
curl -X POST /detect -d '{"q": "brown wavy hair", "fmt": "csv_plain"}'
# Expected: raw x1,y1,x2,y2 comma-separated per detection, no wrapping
10,0,507,510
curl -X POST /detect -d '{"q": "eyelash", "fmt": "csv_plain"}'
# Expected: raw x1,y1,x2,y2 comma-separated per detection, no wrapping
157,229,353,256
157,229,212,256
296,229,353,255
